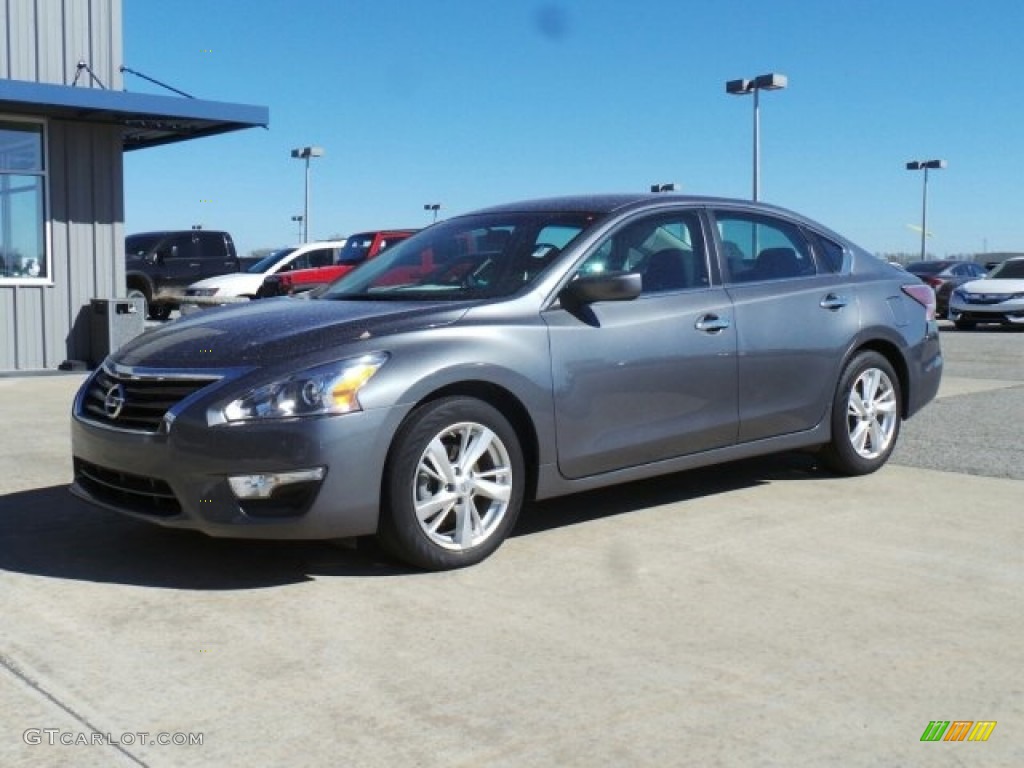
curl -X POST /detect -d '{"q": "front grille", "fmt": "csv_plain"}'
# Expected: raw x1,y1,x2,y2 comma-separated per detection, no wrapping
80,367,219,432
74,458,182,517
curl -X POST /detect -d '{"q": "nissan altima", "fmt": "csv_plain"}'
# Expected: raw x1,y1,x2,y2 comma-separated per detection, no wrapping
71,195,943,570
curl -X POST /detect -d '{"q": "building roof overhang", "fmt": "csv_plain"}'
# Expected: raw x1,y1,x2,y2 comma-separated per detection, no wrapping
0,78,268,150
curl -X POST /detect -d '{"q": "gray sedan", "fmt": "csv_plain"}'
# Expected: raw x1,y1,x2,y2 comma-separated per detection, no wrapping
71,195,943,569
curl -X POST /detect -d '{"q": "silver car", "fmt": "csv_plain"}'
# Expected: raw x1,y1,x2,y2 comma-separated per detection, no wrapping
948,256,1024,329
71,195,943,570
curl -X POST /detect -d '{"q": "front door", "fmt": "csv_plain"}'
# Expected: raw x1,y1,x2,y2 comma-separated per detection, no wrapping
544,209,738,479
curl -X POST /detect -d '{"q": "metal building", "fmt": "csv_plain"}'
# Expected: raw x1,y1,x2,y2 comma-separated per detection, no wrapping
0,0,267,371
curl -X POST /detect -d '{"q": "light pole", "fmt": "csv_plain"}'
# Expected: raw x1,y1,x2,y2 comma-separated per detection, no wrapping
726,73,787,201
291,215,304,242
906,160,946,261
290,146,324,243
650,183,678,193
423,203,441,223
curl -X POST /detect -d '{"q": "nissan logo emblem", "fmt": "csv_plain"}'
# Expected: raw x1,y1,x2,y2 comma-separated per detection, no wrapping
103,383,126,419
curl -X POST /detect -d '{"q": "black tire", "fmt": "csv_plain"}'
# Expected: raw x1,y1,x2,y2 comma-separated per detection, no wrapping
148,303,173,322
378,397,525,570
954,319,975,331
820,351,902,476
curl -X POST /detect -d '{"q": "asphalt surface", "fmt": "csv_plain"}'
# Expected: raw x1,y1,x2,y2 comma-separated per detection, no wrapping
1,321,1021,767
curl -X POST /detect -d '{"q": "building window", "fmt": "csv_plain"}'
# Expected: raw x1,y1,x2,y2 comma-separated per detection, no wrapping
0,119,47,281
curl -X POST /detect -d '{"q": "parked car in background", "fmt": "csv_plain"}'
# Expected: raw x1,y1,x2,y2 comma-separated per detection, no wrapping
72,194,942,570
180,240,345,313
948,256,1024,329
256,229,416,298
126,230,240,320
905,259,988,318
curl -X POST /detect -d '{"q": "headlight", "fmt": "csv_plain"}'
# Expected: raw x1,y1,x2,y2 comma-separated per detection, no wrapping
951,288,966,301
221,353,388,422
188,287,219,297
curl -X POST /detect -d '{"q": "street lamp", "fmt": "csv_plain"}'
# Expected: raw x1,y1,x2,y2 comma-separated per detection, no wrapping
423,203,441,223
725,73,787,201
290,146,324,243
291,214,304,242
906,160,946,261
650,183,678,193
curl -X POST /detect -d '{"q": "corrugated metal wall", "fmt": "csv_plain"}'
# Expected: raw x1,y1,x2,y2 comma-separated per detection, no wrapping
0,0,124,370
0,0,123,88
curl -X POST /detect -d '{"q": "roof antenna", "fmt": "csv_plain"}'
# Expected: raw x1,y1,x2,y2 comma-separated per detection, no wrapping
71,60,107,89
119,65,194,99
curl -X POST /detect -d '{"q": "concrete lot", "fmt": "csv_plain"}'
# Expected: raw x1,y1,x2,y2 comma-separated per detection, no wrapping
1,324,1021,767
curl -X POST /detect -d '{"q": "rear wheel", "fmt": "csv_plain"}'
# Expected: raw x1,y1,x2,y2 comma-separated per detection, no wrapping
148,303,173,321
378,397,524,570
820,351,901,476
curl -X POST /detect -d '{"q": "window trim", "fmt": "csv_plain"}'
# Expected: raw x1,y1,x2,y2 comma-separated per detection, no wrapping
0,114,52,287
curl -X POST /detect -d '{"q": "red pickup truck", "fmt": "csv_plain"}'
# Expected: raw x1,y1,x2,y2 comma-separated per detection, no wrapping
257,229,417,298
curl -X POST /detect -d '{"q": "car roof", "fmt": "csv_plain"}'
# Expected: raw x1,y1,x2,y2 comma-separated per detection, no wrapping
464,193,851,241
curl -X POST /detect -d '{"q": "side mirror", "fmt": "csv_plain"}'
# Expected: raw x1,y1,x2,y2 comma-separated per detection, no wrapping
561,271,642,304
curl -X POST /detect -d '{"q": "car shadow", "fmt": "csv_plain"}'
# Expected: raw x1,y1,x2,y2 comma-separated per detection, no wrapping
0,452,826,589
515,450,823,536
0,486,412,589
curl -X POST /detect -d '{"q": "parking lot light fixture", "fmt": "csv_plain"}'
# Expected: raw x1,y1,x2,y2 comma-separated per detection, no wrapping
650,183,678,193
906,159,947,261
424,203,441,223
726,73,788,201
291,146,324,243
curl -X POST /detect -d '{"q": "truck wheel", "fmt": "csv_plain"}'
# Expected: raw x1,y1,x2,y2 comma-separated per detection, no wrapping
149,304,172,322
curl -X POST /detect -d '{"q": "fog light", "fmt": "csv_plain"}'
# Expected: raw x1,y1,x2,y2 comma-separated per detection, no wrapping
228,468,325,499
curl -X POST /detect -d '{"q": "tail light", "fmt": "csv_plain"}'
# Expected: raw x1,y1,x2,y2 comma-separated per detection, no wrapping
902,283,936,321
920,275,943,289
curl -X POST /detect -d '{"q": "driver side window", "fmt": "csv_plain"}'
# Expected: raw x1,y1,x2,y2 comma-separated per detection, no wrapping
577,212,709,294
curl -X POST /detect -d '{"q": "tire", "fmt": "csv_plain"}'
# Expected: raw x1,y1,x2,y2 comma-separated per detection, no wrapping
820,351,902,476
954,319,975,331
148,303,173,322
378,397,525,570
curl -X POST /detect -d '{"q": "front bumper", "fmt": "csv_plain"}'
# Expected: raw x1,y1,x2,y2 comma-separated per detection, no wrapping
949,297,1024,324
70,376,407,539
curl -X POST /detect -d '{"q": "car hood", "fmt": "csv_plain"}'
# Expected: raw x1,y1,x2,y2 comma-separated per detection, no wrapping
113,298,470,369
187,273,265,293
959,277,1024,294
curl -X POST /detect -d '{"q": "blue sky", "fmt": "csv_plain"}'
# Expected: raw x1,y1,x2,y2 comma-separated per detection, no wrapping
122,0,1024,258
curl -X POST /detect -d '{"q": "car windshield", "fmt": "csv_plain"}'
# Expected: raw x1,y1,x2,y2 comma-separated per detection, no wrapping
988,260,1024,279
319,211,600,301
336,235,377,266
246,247,297,274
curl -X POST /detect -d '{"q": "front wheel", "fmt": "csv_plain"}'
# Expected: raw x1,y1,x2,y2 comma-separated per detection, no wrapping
820,351,902,476
378,397,525,570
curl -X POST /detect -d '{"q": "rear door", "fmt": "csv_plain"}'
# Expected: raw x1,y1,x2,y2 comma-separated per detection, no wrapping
711,208,860,443
197,232,236,279
544,208,738,479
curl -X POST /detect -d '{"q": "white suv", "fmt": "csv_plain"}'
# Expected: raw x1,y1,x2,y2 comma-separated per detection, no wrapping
181,240,346,312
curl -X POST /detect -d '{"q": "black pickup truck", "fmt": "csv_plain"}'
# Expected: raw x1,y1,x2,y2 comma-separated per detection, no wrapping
125,230,240,320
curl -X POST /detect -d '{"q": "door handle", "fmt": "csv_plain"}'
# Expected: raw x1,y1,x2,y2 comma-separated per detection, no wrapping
820,293,848,310
695,314,731,333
